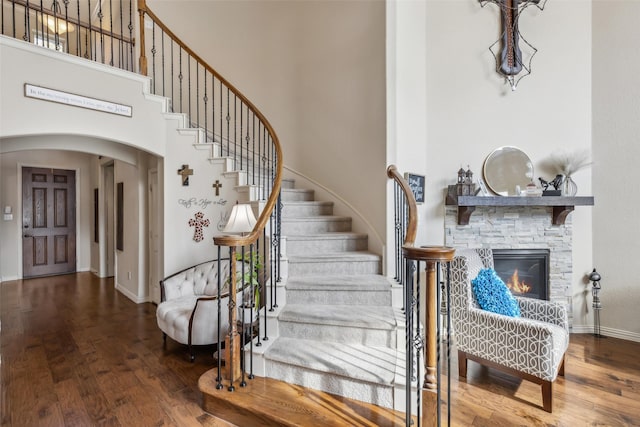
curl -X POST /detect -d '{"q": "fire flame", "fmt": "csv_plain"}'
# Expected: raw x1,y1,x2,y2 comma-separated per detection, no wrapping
507,269,532,294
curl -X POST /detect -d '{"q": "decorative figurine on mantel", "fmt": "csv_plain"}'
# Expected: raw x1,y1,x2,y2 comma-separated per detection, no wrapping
538,174,564,196
456,166,477,196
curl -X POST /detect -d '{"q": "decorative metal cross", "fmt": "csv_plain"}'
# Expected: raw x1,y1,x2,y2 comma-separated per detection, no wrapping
177,164,194,186
188,211,210,242
480,0,546,90
212,180,223,196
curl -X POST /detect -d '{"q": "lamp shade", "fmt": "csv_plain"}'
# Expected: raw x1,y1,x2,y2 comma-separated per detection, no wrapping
223,204,257,234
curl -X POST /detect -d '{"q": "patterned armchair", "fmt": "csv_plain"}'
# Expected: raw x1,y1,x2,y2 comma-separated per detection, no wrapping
449,248,569,412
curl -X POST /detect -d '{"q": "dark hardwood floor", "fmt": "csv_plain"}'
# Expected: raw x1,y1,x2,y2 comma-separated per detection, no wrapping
1,272,639,426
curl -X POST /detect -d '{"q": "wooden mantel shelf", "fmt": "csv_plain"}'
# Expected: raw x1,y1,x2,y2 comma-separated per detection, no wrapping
445,195,595,226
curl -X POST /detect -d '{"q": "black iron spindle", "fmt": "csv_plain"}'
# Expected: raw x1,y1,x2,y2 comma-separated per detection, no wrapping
24,0,30,42
150,22,156,92
203,69,208,141
160,30,165,96
226,87,230,156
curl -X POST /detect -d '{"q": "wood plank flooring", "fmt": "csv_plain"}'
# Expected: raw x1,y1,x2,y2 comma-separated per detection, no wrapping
1,272,639,426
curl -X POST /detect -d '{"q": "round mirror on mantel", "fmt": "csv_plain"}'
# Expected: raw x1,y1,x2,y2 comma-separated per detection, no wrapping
482,146,533,196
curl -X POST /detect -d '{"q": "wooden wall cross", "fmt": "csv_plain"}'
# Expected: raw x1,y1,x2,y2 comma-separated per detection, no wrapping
177,164,194,186
212,180,223,196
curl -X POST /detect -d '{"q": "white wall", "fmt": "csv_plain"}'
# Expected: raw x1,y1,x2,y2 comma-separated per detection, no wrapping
148,0,388,253
592,1,640,339
0,37,168,156
422,1,594,331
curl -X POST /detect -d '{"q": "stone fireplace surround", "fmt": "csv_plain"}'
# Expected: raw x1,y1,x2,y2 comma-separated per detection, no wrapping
445,205,574,326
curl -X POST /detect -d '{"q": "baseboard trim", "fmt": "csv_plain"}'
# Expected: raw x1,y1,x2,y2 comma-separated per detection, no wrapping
115,283,149,304
571,326,640,343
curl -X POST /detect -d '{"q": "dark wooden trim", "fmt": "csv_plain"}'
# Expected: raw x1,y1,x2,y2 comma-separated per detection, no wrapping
446,195,594,225
116,182,123,251
93,188,99,243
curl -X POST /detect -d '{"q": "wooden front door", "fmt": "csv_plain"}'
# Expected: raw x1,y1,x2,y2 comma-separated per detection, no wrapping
22,167,76,278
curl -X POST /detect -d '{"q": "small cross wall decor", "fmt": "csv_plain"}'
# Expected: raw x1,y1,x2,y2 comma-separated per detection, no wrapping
188,211,210,242
212,180,223,197
178,164,194,186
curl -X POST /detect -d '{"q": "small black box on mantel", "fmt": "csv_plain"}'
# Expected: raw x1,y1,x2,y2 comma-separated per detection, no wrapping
542,190,561,196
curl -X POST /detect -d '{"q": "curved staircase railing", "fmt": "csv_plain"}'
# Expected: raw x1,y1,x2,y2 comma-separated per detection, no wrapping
387,165,454,427
137,0,283,391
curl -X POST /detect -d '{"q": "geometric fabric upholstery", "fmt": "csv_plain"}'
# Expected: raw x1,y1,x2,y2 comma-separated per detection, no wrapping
449,248,569,383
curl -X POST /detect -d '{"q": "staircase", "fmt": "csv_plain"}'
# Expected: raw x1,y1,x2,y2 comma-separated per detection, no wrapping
253,180,409,411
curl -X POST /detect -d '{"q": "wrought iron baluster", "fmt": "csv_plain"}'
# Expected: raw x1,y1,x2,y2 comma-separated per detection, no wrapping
108,0,113,64
118,0,123,66
203,69,208,141
405,258,414,425
150,22,156,92
239,102,244,170
416,260,422,427
11,0,16,38
187,54,193,127
226,87,230,156
128,0,133,71
436,262,442,427
178,46,183,112
252,112,256,185
161,30,166,96
211,75,216,144
169,41,173,110
219,79,223,155
24,0,31,42
233,95,237,166
97,0,104,62
196,62,200,129
39,0,44,47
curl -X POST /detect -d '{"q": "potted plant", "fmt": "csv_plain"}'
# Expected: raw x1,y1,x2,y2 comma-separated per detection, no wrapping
236,250,262,323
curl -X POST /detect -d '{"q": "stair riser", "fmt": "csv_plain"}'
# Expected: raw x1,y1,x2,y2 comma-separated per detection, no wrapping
281,203,333,218
287,260,381,276
278,321,396,347
281,190,315,202
286,289,391,306
286,237,368,254
264,361,394,409
282,218,351,235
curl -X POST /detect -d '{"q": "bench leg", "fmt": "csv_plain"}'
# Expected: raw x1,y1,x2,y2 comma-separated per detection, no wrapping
542,380,553,412
458,350,468,378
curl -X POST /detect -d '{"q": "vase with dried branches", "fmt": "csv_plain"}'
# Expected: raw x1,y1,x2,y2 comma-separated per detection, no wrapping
543,149,592,196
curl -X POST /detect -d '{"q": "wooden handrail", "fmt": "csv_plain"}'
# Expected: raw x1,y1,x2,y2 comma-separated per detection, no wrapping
138,0,283,250
386,164,417,247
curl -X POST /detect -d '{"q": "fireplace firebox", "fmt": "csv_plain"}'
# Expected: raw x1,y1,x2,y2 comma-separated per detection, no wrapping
492,249,550,300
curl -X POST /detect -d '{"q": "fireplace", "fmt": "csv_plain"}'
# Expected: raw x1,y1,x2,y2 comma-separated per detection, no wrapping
492,249,550,300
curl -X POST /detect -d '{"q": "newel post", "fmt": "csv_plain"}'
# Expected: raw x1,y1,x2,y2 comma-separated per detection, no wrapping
225,246,241,388
137,0,147,75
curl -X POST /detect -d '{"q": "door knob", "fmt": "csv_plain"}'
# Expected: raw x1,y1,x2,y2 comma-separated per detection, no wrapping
23,234,32,238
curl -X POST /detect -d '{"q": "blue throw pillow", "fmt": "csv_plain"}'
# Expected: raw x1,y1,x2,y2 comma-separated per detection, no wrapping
471,268,521,317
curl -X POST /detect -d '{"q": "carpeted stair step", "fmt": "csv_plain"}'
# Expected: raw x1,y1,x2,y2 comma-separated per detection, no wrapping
282,216,352,235
286,275,392,306
281,188,315,202
263,337,397,408
285,232,368,254
277,304,397,347
287,252,381,276
282,201,334,217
